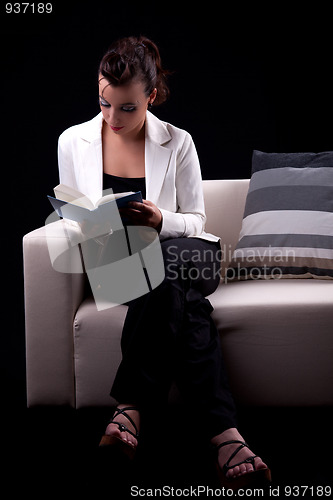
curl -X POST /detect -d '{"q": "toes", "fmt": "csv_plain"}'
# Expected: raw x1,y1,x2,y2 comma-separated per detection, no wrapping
106,423,129,443
255,457,268,471
227,465,240,478
239,463,249,476
106,424,138,448
245,462,254,474
127,432,137,448
125,432,132,446
225,459,259,479
227,462,255,479
105,407,140,448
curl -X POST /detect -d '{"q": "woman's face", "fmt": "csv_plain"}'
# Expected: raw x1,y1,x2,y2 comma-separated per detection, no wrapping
98,76,156,138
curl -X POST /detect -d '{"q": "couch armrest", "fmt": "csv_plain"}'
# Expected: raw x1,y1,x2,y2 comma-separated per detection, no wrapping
23,220,86,406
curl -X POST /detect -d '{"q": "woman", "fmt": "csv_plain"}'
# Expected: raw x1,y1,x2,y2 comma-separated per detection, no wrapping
57,35,271,489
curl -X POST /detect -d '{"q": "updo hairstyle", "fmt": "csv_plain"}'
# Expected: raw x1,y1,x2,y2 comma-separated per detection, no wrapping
98,36,170,106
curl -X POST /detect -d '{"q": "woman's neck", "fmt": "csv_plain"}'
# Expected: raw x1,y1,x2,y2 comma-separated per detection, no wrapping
102,119,146,178
103,119,145,145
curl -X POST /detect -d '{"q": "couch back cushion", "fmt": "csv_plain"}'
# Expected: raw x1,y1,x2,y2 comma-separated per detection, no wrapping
228,151,333,280
202,179,249,273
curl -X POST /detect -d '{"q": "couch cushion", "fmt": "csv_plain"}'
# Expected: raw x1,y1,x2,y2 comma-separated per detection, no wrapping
74,279,333,407
202,179,249,276
208,279,333,405
227,151,333,280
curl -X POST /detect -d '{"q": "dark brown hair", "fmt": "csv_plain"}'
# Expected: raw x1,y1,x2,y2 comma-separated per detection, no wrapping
98,36,170,106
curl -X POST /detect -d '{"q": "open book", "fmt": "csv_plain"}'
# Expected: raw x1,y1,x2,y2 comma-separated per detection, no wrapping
47,183,143,224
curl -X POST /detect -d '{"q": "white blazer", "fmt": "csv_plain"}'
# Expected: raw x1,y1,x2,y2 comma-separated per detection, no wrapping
58,111,218,242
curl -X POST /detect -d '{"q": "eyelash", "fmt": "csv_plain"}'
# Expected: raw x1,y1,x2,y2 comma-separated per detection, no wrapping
99,99,136,112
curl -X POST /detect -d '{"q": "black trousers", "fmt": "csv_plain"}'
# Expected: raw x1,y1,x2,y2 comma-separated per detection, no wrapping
111,237,238,439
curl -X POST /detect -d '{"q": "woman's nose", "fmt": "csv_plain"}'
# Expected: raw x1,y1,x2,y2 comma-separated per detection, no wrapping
107,108,119,124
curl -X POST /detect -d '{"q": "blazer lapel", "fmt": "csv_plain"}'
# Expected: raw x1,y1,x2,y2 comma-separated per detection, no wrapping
145,111,172,203
78,113,104,203
77,111,172,204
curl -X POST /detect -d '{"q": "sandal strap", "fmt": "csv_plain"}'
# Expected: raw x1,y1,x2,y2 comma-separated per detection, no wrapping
216,439,249,451
108,406,140,439
216,440,257,473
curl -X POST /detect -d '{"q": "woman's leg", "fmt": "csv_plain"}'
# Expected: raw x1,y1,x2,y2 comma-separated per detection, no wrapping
108,238,269,480
110,238,237,430
107,239,189,445
163,238,238,437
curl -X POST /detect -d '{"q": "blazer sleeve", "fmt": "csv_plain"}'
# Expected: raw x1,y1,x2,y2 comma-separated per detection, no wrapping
57,129,77,189
56,129,84,230
159,133,206,240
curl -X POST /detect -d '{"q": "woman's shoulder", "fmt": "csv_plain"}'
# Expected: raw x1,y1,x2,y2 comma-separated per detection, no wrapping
146,111,193,148
58,113,103,144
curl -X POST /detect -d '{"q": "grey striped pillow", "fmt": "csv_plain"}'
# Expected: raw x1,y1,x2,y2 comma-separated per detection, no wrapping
227,150,333,281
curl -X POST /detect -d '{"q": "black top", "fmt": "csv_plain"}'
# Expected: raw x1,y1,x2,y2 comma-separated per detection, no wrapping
103,172,146,200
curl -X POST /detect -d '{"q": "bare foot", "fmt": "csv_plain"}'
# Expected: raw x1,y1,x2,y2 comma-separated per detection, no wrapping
105,404,140,449
211,428,268,479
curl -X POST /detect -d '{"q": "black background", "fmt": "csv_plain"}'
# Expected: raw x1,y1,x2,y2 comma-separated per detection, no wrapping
2,1,333,494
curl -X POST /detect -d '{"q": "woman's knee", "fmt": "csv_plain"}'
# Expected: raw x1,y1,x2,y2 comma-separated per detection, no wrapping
161,238,221,295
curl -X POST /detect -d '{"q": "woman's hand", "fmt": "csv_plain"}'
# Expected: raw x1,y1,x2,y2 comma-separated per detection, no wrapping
120,199,163,231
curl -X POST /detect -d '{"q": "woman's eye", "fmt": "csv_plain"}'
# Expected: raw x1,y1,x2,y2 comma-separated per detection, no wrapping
122,106,136,112
100,99,111,108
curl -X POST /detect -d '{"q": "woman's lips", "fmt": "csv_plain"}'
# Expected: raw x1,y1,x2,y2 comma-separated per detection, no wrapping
110,125,124,131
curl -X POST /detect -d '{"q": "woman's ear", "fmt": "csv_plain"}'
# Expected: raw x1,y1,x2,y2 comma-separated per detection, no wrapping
148,88,157,105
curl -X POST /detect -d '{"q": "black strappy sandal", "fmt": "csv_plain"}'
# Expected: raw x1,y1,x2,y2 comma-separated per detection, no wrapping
99,406,140,460
214,440,271,490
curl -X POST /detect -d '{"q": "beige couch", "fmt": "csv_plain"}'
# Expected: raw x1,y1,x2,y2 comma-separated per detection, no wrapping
23,180,333,409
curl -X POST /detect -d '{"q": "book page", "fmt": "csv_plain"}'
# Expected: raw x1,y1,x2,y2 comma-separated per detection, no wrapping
53,184,95,209
96,191,135,206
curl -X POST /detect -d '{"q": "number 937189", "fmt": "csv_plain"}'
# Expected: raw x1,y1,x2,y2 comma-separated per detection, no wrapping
5,3,53,14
